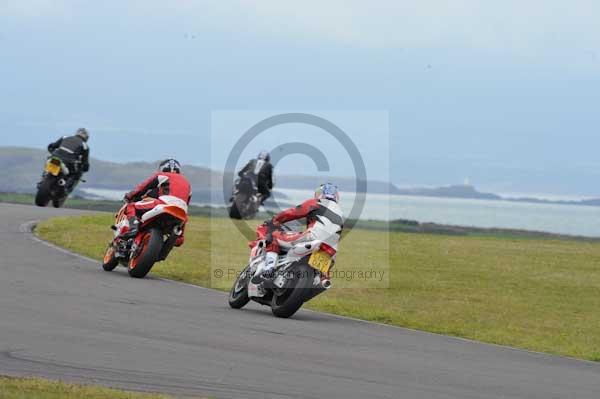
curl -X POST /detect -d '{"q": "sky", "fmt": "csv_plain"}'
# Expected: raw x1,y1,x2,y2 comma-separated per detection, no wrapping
1,1,600,196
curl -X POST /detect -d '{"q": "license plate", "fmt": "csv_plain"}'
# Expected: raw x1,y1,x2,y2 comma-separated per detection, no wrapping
308,250,332,274
45,162,61,176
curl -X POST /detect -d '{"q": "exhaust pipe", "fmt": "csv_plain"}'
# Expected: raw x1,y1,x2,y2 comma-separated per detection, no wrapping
321,279,332,290
58,179,66,186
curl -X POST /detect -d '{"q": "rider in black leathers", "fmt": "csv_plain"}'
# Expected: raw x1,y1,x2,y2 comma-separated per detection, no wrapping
237,150,273,204
47,128,90,191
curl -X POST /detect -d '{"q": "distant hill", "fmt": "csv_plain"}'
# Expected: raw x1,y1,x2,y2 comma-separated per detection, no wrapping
394,184,502,200
0,147,397,198
1,147,217,201
2,147,599,206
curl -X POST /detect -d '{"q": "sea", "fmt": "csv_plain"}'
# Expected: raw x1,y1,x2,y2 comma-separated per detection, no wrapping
80,187,600,237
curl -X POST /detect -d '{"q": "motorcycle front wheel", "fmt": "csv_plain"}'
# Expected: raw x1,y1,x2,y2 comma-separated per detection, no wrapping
102,244,119,271
228,264,251,309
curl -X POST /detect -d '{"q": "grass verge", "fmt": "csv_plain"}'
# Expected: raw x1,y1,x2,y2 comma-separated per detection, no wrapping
37,214,600,361
0,376,173,399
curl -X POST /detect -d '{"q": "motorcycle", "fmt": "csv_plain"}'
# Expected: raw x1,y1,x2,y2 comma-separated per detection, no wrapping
228,174,262,220
228,223,336,318
35,156,81,208
102,195,188,278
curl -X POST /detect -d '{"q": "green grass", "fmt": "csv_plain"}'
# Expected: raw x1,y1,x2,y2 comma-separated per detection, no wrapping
0,376,174,399
37,214,600,361
0,192,34,204
0,192,222,216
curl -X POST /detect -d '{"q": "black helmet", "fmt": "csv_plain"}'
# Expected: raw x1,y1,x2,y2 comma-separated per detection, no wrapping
159,158,182,174
258,150,270,162
76,128,89,142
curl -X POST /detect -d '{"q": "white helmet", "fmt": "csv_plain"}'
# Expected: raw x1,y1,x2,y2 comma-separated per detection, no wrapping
315,183,339,202
258,150,270,162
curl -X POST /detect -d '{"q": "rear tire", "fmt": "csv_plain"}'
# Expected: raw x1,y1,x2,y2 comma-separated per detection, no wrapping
271,264,314,318
128,228,163,278
236,194,257,220
228,200,242,219
228,265,251,309
102,244,119,271
35,178,53,207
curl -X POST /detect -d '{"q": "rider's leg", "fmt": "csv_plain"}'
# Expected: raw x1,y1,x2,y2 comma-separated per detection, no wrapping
251,251,279,284
251,228,307,283
258,183,270,205
251,232,282,283
120,199,160,239
174,223,186,247
61,162,75,190
120,203,141,239
262,251,279,276
66,171,82,192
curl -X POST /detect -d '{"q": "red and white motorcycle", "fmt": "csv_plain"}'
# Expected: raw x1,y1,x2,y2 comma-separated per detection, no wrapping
228,221,339,318
102,196,188,278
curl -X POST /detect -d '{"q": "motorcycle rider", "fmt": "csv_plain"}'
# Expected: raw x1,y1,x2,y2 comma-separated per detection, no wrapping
237,150,274,204
251,183,344,284
120,159,192,247
47,128,90,191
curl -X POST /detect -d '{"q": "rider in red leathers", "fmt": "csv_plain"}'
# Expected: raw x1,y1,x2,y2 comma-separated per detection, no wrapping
120,159,192,247
252,183,343,284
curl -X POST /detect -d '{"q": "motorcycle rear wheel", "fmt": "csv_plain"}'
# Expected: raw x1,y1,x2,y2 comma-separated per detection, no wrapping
228,265,251,309
228,201,242,219
128,228,163,278
271,264,314,318
35,177,53,207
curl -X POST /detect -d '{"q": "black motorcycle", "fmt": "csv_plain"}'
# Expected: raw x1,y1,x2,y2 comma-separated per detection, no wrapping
35,156,81,208
228,174,262,219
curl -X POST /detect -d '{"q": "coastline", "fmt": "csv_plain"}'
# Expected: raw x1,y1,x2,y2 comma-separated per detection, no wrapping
2,192,598,241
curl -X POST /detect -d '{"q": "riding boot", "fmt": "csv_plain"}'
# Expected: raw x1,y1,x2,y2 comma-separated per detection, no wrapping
122,217,141,239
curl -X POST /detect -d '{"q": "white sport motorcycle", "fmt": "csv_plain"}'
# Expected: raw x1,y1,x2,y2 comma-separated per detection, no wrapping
228,221,338,318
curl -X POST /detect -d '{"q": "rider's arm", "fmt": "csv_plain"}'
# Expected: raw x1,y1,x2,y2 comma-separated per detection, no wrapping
272,198,319,225
125,173,161,202
47,137,63,153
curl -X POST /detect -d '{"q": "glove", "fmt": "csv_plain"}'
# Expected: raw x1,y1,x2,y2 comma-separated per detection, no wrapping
264,219,282,232
123,192,134,202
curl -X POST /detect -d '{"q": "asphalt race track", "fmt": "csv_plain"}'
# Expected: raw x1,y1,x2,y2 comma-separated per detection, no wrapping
1,203,599,399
